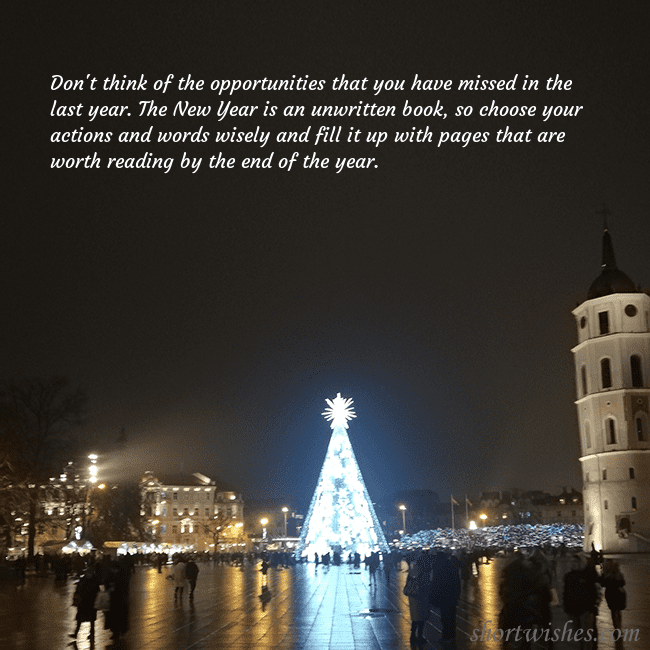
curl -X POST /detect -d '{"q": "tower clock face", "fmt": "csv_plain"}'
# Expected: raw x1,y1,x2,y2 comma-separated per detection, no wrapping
625,304,637,317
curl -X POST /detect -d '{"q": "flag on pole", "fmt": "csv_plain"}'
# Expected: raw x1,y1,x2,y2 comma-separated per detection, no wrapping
451,495,460,506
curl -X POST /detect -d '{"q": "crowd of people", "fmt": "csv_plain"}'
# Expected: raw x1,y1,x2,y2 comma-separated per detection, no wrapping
1,537,629,648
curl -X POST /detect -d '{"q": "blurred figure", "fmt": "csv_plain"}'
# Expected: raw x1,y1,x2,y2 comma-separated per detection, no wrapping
599,559,626,630
105,558,132,641
69,567,100,642
186,558,199,599
563,554,600,646
172,556,187,600
499,550,553,650
407,552,431,645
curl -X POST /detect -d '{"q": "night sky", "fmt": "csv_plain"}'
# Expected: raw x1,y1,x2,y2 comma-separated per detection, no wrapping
6,4,649,511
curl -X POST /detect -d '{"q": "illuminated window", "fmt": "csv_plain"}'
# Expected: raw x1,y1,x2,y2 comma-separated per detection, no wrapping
607,418,616,444
599,311,609,334
173,492,178,501
601,358,612,389
631,355,643,387
161,525,166,534
162,508,167,517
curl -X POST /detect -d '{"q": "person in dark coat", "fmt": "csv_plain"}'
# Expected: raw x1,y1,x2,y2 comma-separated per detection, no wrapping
186,559,199,599
70,568,101,641
407,552,432,644
499,551,553,650
104,558,131,641
563,554,600,643
433,552,461,648
599,559,626,630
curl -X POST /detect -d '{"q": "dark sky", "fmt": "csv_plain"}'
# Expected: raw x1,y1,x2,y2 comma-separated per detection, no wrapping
6,3,649,511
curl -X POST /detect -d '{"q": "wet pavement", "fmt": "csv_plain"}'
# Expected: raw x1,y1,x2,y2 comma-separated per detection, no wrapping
0,555,648,649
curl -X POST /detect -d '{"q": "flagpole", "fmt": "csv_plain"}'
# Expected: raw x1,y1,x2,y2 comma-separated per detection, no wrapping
465,494,469,525
451,494,455,531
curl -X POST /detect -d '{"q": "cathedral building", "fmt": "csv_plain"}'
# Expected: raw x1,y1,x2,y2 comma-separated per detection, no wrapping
572,225,650,552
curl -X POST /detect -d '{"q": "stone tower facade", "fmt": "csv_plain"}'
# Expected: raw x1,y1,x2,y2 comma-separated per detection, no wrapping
572,226,650,552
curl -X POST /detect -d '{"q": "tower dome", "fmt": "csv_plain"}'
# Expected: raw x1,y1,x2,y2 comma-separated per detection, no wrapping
587,225,637,299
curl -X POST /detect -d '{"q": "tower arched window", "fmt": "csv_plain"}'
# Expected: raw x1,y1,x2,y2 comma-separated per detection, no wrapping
601,358,612,389
631,355,643,388
631,497,637,511
581,365,588,396
606,418,616,445
598,311,610,334
636,416,647,442
584,421,591,449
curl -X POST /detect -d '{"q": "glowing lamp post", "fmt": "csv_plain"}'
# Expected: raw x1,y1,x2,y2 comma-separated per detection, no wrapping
399,505,407,533
282,507,289,537
480,513,487,527
88,454,98,483
261,518,268,542
84,454,99,537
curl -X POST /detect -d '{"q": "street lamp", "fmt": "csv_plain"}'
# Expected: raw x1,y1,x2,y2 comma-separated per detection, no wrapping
282,507,288,537
88,454,98,483
480,513,487,527
399,504,407,533
260,518,268,541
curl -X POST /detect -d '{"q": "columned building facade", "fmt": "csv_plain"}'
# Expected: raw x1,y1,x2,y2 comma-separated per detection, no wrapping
572,226,650,552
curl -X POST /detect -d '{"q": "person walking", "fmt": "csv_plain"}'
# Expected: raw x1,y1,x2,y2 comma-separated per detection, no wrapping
599,559,626,631
186,558,199,599
172,556,187,600
563,554,600,645
437,552,462,648
69,568,101,642
406,552,431,645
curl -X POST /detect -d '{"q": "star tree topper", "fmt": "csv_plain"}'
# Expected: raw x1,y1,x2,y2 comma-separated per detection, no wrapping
322,392,356,429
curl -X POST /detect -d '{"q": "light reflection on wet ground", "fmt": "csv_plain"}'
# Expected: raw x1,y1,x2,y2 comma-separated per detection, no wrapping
0,555,648,649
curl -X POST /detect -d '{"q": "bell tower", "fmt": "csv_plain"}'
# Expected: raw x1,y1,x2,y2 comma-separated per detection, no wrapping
572,223,650,552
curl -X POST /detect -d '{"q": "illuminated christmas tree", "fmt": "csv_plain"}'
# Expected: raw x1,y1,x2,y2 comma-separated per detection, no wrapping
295,393,389,559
